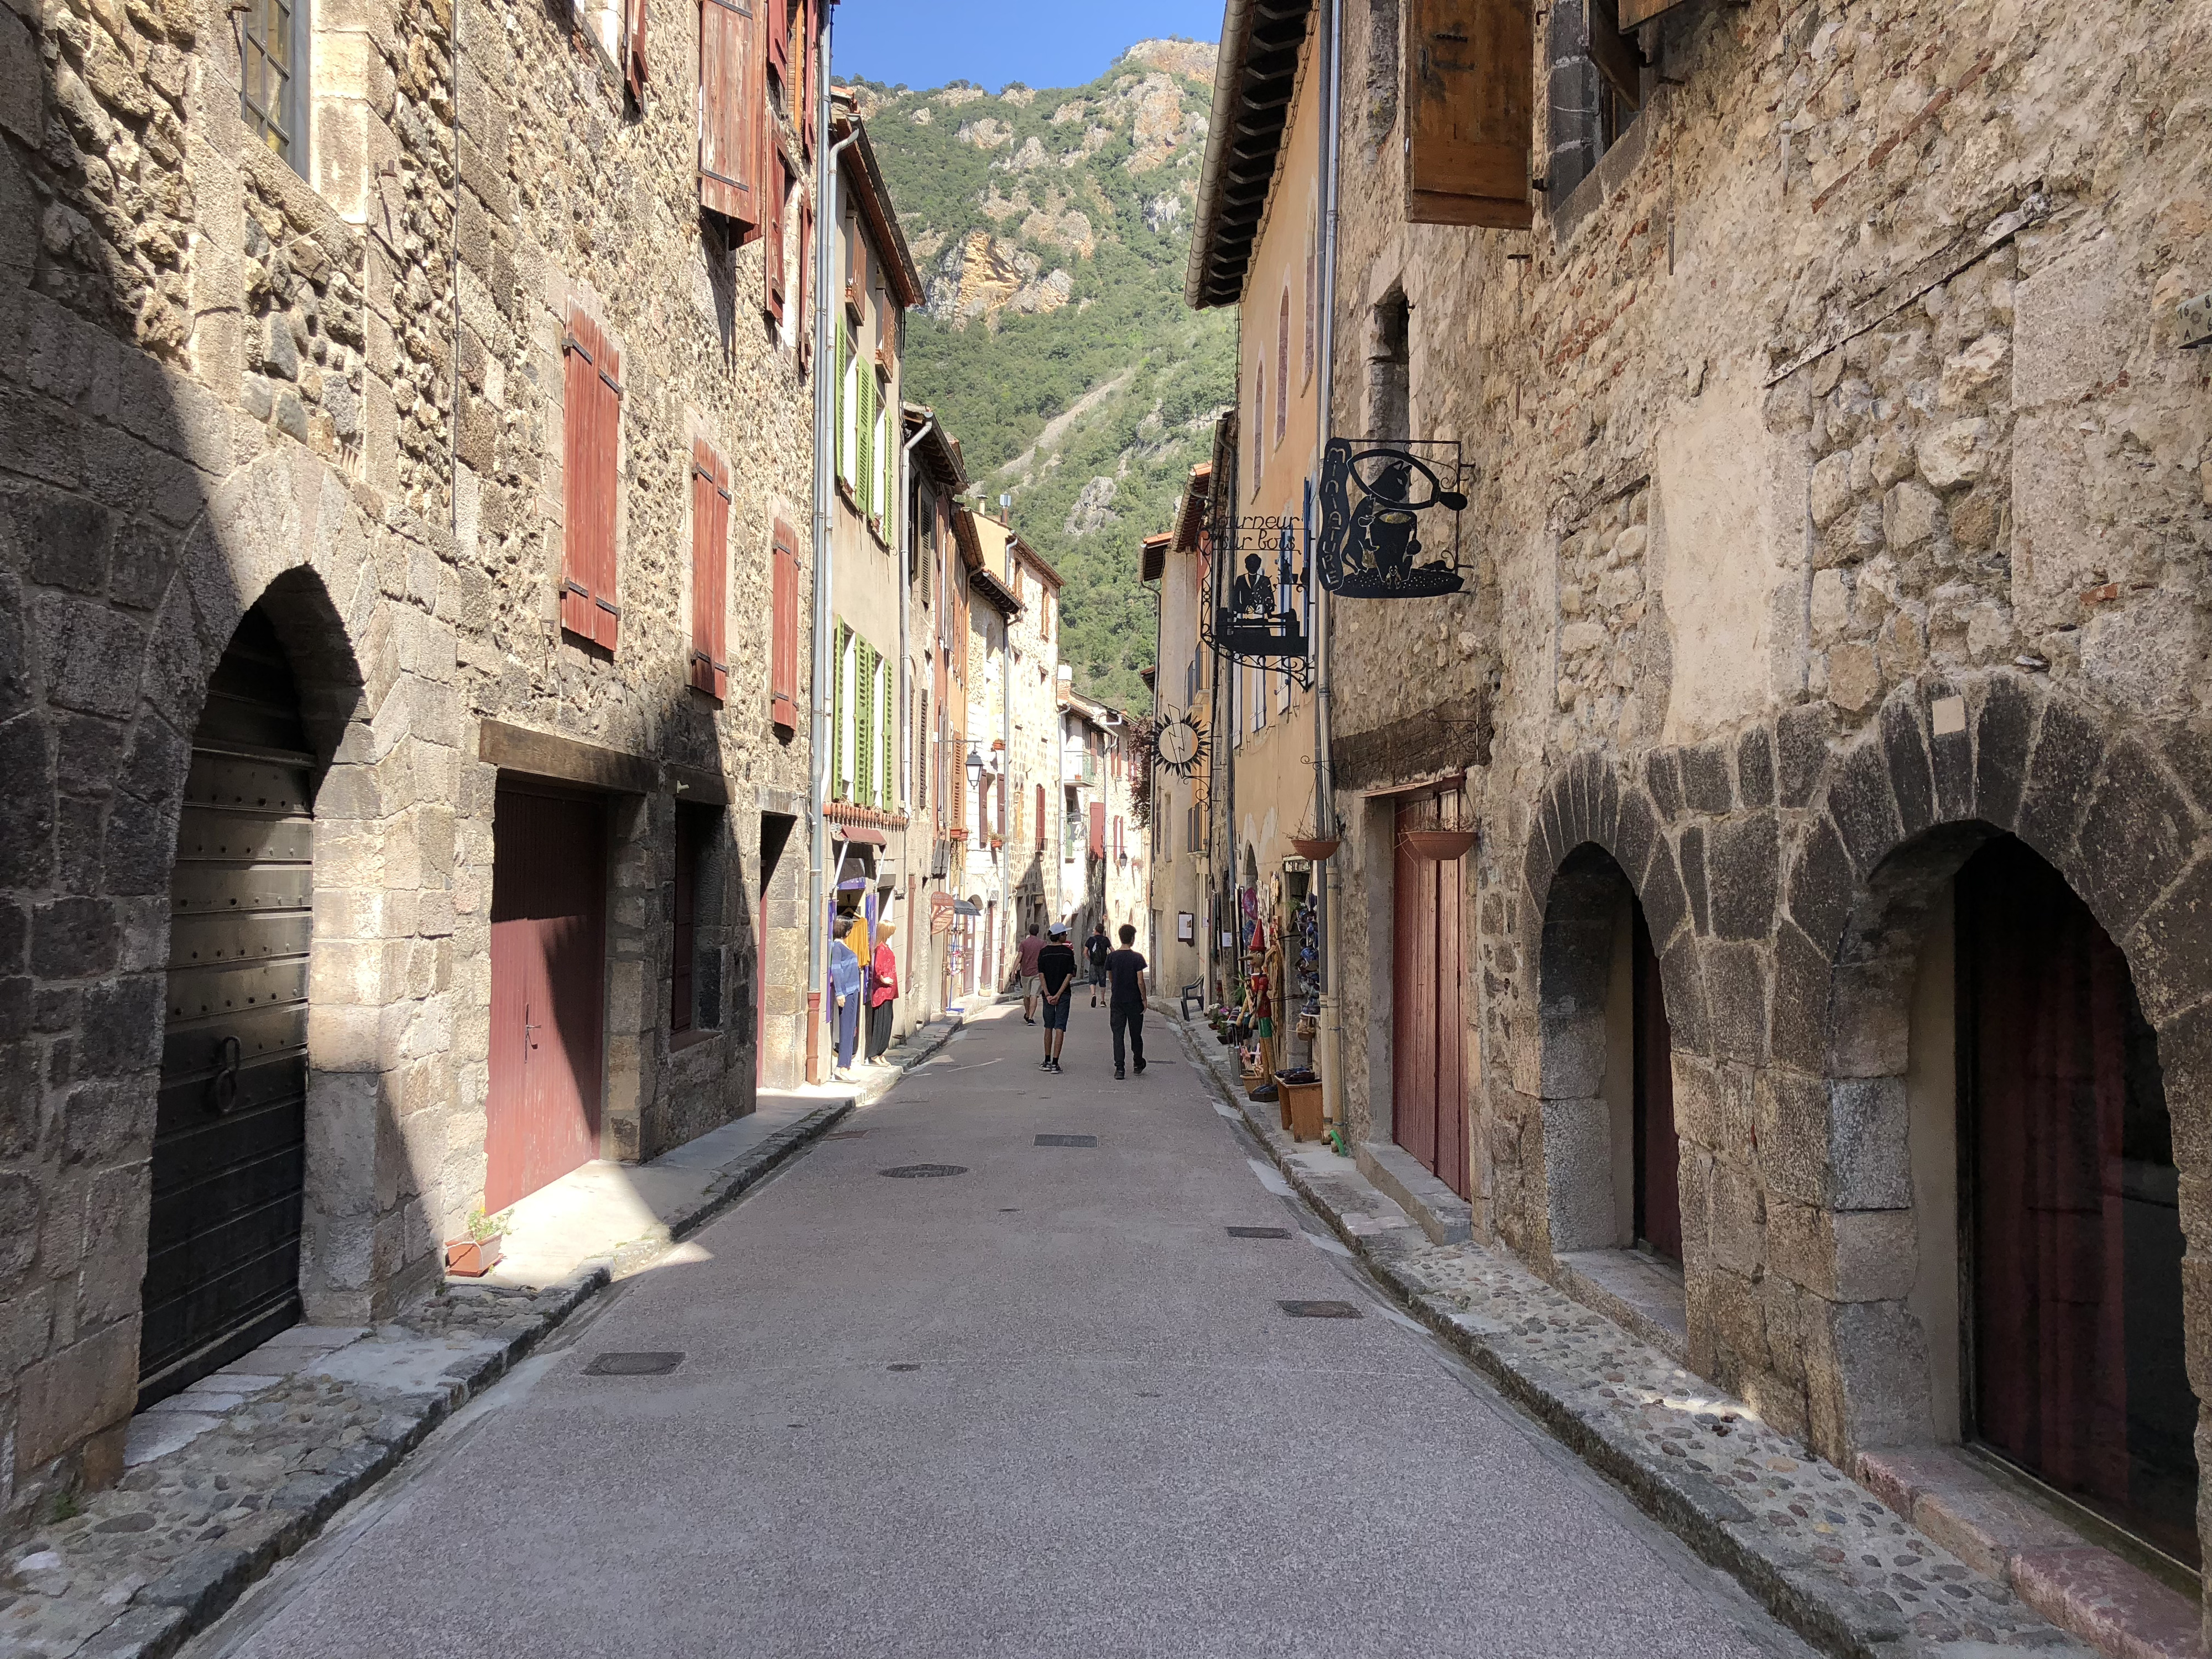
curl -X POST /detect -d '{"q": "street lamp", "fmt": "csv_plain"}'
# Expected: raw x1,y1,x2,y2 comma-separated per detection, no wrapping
966,748,984,791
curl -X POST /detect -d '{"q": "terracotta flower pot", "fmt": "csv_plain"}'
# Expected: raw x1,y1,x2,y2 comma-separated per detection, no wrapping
1289,836,1340,861
445,1235,503,1278
1400,828,1476,861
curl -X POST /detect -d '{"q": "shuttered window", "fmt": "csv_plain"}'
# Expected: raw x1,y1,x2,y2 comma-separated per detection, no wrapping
795,0,813,155
1404,0,1533,228
1089,801,1105,859
1275,288,1290,445
764,153,789,324
699,0,760,232
770,519,799,729
916,690,928,813
844,216,868,322
833,623,852,799
796,200,813,370
854,636,876,806
836,324,857,490
561,310,622,652
1035,784,1045,852
625,0,648,102
879,655,893,811
1302,214,1317,384
765,0,787,85
688,440,729,699
857,365,878,525
1252,357,1265,489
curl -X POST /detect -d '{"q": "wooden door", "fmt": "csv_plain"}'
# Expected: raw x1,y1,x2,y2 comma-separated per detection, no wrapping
1960,836,2195,1564
1631,905,1680,1259
1392,799,1469,1197
140,604,314,1405
487,785,607,1212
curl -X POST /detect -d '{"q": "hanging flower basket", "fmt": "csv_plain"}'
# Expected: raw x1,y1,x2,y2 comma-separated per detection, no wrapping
1288,836,1340,861
1400,828,1475,862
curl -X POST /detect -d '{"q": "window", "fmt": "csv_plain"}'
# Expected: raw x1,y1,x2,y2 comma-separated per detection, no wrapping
624,0,648,101
1251,357,1266,492
833,624,855,799
1548,0,1647,204
1275,287,1290,446
837,324,858,491
1369,290,1409,440
1089,801,1105,858
770,519,799,729
237,0,307,171
1035,784,1046,851
561,310,622,651
698,0,762,232
878,651,893,809
689,442,730,698
916,690,928,813
1403,0,1533,228
764,154,791,325
670,805,720,1035
1302,212,1317,386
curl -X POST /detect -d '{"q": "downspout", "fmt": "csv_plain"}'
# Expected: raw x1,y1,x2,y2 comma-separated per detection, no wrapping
808,58,860,1084
898,413,934,1034
1315,0,1345,1151
1000,582,1011,969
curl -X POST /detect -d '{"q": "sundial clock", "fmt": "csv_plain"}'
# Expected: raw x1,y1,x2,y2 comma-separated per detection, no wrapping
1152,710,1209,778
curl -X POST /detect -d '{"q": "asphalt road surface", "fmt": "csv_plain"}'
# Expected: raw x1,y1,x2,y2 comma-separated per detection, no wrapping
189,1002,1812,1659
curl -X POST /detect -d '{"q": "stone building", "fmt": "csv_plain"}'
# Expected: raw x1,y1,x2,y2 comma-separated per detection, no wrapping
1142,470,1217,999
2,0,825,1511
899,403,968,1030
1060,688,1146,947
1186,0,2212,1635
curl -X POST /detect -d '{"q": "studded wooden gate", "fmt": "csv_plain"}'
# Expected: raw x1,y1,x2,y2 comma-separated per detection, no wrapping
140,605,316,1406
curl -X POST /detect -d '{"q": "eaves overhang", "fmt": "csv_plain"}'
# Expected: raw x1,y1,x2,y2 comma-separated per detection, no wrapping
1184,0,1317,311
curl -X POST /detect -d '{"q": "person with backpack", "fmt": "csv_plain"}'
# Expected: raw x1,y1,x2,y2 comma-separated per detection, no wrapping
1084,920,1112,1007
1036,923,1079,1074
1016,924,1045,1023
1105,924,1149,1080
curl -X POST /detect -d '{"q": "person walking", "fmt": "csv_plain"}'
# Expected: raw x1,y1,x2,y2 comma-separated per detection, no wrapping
1036,922,1078,1073
1084,920,1111,1007
1016,924,1046,1024
865,922,899,1066
1105,923,1149,1081
827,936,863,1081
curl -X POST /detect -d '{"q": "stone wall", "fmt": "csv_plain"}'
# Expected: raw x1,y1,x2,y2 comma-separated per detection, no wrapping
0,0,819,1515
1320,0,2212,1569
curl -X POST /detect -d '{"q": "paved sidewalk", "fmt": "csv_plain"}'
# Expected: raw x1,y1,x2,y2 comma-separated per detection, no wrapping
0,1016,961,1659
1169,1011,2125,1659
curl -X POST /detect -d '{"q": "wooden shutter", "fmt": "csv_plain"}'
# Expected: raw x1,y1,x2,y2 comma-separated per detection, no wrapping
857,365,877,522
1089,801,1105,858
1403,0,1533,228
769,519,799,728
627,0,648,101
1035,785,1045,851
1618,0,1679,27
832,623,849,798
764,154,788,323
699,0,759,231
879,660,893,811
688,441,729,699
1586,0,1643,106
766,0,787,84
796,200,813,369
856,638,878,806
561,310,622,652
844,217,868,322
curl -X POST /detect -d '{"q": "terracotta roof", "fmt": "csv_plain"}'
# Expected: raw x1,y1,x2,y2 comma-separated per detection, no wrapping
903,404,968,491
1172,462,1213,552
1140,531,1172,583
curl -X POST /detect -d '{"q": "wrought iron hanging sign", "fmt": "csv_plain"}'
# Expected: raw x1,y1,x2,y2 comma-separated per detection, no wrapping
1315,438,1469,597
1202,510,1311,686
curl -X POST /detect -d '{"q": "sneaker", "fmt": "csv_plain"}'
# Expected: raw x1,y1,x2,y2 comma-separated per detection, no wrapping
1134,1061,1146,1074
1048,1059,1063,1073
1114,1068,1126,1081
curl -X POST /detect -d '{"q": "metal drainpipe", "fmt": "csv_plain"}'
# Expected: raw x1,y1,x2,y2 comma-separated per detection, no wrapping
1314,0,1345,1145
808,50,859,1084
898,413,934,1032
1000,572,1011,964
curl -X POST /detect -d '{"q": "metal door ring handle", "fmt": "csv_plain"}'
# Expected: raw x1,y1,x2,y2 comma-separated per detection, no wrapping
208,1035,242,1115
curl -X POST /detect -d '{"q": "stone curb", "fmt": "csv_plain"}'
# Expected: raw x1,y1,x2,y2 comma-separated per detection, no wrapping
82,1074,898,1659
90,1271,608,1659
1167,1013,2097,1659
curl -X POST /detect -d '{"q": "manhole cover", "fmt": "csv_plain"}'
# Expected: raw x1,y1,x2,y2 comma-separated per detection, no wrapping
1227,1226,1292,1239
1035,1134,1097,1147
1278,1300,1360,1319
584,1351,685,1375
879,1164,968,1178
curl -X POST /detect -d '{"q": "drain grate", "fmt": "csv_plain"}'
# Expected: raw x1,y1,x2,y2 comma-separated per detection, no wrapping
1278,1300,1360,1319
879,1164,968,1178
1227,1225,1293,1239
824,1129,868,1140
1035,1134,1097,1147
584,1351,685,1375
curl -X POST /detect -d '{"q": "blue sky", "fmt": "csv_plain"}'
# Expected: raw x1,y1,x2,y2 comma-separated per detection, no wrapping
832,1,1220,92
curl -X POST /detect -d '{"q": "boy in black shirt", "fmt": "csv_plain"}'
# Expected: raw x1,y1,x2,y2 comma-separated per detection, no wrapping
1105,924,1148,1079
1084,921,1111,1006
1036,923,1079,1073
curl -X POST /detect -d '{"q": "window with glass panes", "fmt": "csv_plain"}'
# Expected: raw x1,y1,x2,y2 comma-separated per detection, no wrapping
238,0,308,171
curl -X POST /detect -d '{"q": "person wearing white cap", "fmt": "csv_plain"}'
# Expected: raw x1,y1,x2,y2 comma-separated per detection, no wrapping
1035,923,1078,1073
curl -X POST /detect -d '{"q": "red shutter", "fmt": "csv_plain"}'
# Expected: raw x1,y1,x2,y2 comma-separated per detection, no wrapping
796,199,813,371
770,519,799,729
561,310,622,653
1089,801,1105,858
699,0,758,230
766,0,787,83
690,441,730,700
795,0,813,156
626,0,648,100
1035,784,1045,851
764,154,787,322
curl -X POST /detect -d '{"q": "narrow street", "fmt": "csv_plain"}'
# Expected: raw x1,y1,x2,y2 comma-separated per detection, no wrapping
190,1006,1806,1659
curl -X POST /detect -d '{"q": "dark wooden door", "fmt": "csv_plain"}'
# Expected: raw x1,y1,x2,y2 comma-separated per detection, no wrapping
1392,799,1468,1198
140,605,314,1405
1960,836,2196,1565
1631,904,1681,1260
487,785,607,1213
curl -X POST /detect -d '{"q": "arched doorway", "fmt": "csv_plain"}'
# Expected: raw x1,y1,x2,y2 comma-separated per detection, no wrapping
1957,835,2194,1564
140,602,317,1405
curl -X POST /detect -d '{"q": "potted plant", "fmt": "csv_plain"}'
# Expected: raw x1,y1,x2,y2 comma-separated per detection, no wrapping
445,1208,506,1278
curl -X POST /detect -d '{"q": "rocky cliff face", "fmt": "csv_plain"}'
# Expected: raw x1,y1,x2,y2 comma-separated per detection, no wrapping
859,41,1234,711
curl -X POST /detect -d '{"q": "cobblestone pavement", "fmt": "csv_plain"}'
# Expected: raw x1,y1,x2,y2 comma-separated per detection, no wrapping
1175,1013,2097,1659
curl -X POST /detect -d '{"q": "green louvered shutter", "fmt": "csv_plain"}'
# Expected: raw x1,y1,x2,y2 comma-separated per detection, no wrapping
855,638,876,807
836,327,853,488
858,369,876,525
832,623,848,800
878,656,893,812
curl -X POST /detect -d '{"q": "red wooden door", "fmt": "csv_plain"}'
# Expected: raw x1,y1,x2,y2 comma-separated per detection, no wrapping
1631,905,1681,1259
488,785,608,1212
1392,799,1469,1197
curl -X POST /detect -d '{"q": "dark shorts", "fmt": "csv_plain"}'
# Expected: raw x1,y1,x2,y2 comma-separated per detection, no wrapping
1088,963,1108,985
1040,992,1072,1030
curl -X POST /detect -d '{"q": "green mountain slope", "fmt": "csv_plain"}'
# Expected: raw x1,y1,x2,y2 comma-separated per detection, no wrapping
855,40,1234,712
